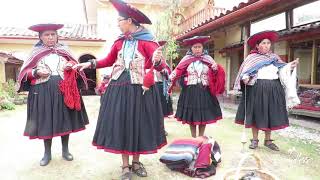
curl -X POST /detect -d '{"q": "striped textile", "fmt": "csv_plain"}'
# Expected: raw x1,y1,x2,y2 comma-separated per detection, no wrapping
160,136,221,178
233,50,286,91
159,137,204,169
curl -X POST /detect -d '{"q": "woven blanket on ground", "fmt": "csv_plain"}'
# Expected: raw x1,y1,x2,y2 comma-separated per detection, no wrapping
160,136,221,178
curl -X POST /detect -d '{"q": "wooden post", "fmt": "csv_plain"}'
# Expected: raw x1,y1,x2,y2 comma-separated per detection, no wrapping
285,10,293,30
311,40,317,84
288,40,293,62
243,24,250,58
0,57,6,83
226,57,231,92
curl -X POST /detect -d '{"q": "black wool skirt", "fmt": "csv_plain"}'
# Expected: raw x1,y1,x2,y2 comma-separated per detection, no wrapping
24,76,89,139
175,84,222,125
92,71,167,155
156,82,173,117
235,79,289,131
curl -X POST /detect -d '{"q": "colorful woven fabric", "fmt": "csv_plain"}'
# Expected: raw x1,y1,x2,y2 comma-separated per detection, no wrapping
160,136,221,178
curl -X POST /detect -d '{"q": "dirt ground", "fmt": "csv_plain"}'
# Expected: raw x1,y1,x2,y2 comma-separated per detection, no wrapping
0,95,319,180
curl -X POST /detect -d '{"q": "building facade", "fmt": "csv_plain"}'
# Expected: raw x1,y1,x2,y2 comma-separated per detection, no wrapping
175,0,320,117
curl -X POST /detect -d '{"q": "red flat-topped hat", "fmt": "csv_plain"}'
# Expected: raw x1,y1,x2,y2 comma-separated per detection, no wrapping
110,0,152,24
247,30,279,48
28,23,64,32
158,40,167,46
182,36,210,46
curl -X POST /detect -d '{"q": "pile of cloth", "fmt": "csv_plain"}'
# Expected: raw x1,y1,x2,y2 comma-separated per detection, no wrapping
159,136,221,179
294,88,320,111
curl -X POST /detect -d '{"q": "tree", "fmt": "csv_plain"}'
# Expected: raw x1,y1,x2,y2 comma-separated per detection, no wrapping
150,0,182,68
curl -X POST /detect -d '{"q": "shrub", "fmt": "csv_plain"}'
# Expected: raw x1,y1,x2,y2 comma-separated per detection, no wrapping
0,98,15,110
0,83,7,99
6,79,17,98
0,99,15,110
0,82,17,110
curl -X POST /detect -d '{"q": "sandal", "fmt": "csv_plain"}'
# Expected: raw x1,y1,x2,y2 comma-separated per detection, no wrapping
132,161,147,177
120,166,132,180
264,139,279,151
249,139,259,149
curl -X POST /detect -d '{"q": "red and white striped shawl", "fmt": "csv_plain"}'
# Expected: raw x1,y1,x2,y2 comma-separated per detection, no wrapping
233,50,285,91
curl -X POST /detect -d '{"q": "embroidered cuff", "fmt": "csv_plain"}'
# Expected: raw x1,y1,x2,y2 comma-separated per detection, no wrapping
242,74,249,80
153,58,162,67
88,59,97,69
32,69,40,78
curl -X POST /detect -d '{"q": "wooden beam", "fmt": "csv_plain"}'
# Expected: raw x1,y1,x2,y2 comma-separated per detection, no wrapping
285,10,293,30
289,108,320,118
0,57,7,83
226,57,231,91
311,40,317,84
242,24,250,58
288,41,293,62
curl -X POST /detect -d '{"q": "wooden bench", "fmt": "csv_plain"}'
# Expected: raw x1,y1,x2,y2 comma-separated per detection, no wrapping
289,109,320,118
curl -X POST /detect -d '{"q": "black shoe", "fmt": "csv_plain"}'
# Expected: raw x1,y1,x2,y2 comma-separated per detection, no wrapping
40,154,51,166
62,152,73,161
264,139,279,151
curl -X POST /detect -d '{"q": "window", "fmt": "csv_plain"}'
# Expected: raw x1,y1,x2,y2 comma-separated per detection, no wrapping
250,13,286,35
293,1,320,26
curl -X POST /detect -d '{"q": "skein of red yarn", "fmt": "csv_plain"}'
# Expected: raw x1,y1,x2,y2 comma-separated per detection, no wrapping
143,67,155,89
208,64,225,96
59,69,81,111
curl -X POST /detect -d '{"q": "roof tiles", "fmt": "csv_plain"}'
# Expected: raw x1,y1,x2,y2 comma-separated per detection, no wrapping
0,24,105,41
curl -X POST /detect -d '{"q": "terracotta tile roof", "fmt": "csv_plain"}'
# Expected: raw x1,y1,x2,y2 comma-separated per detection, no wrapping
0,24,105,41
176,0,320,40
98,0,197,7
0,52,24,64
279,21,320,36
222,0,259,17
177,0,259,38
